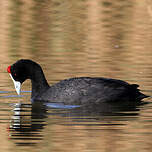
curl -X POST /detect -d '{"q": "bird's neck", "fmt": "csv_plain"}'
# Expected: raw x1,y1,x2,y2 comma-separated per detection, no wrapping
30,70,50,99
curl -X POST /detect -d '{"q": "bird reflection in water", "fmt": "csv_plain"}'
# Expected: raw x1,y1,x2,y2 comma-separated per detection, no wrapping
8,102,47,146
8,100,148,146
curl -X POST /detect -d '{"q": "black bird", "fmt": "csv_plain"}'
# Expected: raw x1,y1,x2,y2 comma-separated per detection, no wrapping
7,59,148,105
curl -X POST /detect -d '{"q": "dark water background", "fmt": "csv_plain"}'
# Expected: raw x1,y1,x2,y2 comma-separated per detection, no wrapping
1,0,152,151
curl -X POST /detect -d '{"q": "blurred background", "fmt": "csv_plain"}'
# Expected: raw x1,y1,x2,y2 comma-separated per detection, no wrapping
1,0,152,152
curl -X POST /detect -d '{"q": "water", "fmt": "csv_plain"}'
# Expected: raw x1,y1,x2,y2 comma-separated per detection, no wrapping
1,0,152,151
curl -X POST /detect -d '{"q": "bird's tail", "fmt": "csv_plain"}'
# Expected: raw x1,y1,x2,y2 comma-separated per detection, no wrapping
130,84,149,100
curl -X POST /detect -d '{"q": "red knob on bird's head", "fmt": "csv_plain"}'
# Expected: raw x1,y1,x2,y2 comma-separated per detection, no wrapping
7,65,11,73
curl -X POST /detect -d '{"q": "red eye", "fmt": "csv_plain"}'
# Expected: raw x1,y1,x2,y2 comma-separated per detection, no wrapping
14,73,17,76
7,65,11,73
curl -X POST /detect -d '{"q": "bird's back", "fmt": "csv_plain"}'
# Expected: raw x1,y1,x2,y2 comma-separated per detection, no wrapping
32,77,146,104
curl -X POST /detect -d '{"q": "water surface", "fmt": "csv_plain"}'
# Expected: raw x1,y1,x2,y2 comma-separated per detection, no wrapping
1,0,152,152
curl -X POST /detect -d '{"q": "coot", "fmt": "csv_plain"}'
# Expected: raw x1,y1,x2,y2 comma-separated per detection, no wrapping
7,59,148,104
